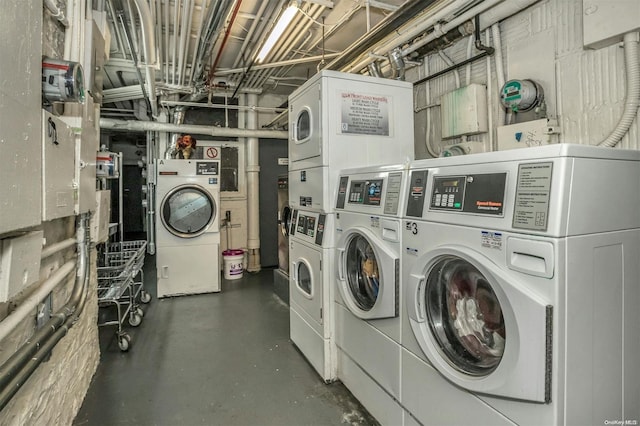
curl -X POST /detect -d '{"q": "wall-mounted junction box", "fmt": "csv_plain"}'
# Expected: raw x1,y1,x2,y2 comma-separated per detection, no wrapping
583,0,640,49
441,84,488,139
0,231,44,303
440,141,486,157
496,118,560,151
42,110,76,221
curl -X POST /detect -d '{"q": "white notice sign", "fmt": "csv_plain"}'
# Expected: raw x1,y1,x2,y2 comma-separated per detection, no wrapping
340,92,390,136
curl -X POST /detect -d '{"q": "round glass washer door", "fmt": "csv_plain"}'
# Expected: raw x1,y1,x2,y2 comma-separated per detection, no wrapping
161,184,216,238
425,255,506,376
344,233,381,311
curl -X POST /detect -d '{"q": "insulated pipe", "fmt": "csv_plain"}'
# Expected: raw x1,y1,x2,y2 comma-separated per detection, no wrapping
100,118,289,139
0,216,91,409
245,93,261,272
599,32,640,147
0,261,76,345
40,238,76,259
389,48,406,80
131,0,158,117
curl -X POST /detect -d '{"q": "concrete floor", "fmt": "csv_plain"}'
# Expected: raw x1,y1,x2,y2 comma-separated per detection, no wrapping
74,256,377,426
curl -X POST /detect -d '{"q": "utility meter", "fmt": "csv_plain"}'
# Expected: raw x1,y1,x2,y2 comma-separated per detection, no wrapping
500,79,544,112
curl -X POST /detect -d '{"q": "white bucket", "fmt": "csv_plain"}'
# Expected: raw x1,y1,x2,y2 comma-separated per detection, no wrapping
223,249,244,280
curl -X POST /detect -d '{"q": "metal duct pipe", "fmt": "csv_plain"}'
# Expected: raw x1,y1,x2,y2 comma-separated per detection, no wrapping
44,0,69,27
100,118,289,139
245,93,261,272
388,48,405,80
368,62,383,78
131,0,158,117
325,0,440,71
0,215,91,407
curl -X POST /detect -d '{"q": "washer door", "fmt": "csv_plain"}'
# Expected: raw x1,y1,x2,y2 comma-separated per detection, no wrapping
160,184,217,238
406,245,552,403
280,205,292,239
337,228,398,319
290,239,323,326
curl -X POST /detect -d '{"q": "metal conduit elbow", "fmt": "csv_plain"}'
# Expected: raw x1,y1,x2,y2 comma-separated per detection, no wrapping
368,62,383,78
388,48,406,80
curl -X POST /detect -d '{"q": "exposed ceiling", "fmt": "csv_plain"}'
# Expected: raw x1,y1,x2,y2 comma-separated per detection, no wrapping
99,0,492,123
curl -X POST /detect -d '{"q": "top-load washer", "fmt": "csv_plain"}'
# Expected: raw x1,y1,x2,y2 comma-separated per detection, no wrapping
155,159,221,297
333,163,409,425
400,144,640,425
288,70,414,213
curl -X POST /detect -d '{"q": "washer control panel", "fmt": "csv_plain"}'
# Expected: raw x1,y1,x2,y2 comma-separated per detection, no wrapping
430,173,507,216
348,179,383,205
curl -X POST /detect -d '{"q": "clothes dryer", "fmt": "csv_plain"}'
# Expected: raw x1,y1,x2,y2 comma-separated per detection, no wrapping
288,70,414,212
274,175,292,304
288,208,336,382
401,144,640,425
333,164,409,425
155,159,221,297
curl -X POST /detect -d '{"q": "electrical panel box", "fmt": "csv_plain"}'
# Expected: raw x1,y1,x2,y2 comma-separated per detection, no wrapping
496,118,560,151
0,2,42,235
42,111,76,221
61,96,99,215
583,0,640,49
0,231,44,303
84,19,108,104
441,84,488,139
90,190,111,243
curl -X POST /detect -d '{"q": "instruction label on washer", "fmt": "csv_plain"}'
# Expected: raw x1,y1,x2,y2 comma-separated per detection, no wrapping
340,92,390,136
513,162,552,231
481,231,503,250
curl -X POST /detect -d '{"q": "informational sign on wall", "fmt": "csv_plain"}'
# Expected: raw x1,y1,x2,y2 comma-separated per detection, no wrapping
340,92,390,136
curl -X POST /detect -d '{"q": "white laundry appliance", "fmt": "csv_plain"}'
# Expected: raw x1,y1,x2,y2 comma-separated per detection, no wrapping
288,70,414,213
287,70,415,383
155,159,221,297
274,175,291,304
333,164,409,425
288,208,336,381
401,144,640,425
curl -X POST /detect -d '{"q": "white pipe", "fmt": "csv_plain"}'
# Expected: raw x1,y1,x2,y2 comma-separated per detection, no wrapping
246,93,261,272
0,261,76,344
599,32,640,147
344,0,477,73
465,34,474,85
485,29,495,151
99,118,289,139
491,23,507,126
41,238,76,259
423,59,440,158
131,0,158,117
44,0,69,27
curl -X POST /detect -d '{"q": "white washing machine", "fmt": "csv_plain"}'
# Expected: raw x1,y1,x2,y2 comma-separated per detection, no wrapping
155,159,221,297
288,208,336,382
333,164,409,425
401,144,640,425
288,70,414,213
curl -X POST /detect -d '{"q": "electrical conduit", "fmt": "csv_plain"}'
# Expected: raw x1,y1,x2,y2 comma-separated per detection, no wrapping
0,215,91,410
599,32,640,147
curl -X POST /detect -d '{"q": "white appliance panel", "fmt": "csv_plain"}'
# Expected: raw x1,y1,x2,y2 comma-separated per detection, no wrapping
337,349,404,426
289,239,323,331
42,111,76,221
156,240,220,297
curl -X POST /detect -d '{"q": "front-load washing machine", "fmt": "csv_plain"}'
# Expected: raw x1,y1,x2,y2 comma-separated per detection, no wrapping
155,159,221,297
288,70,414,213
274,175,291,304
288,208,336,382
333,164,409,425
401,144,640,425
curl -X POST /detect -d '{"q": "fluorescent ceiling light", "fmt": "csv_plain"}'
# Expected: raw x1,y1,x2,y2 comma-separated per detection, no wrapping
255,5,298,63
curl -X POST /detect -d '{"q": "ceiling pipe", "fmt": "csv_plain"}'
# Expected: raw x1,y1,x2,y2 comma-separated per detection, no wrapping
207,0,243,85
131,0,158,117
325,0,440,71
216,53,341,76
100,118,288,139
44,0,69,27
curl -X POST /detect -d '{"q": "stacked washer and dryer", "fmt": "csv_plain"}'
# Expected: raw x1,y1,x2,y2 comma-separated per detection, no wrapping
155,159,222,298
287,70,414,382
400,144,640,425
333,164,410,424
